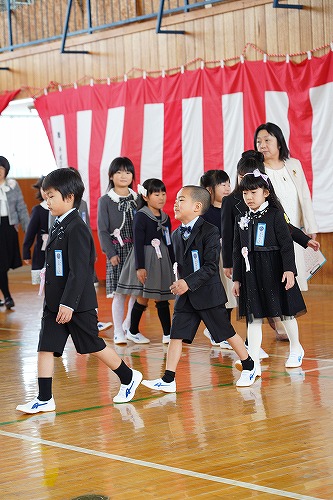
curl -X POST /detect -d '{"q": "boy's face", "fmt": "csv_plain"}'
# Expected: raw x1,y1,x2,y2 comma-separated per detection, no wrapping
174,188,201,224
44,188,75,217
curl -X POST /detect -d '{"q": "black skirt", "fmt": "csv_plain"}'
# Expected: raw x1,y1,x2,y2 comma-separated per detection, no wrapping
0,216,22,272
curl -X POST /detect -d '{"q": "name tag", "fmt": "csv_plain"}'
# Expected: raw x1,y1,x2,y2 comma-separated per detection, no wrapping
54,250,64,276
163,227,171,246
255,223,266,246
191,250,200,271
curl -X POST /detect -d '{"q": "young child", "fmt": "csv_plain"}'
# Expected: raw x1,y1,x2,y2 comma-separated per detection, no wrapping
117,178,175,344
16,168,142,414
98,157,137,344
23,176,49,285
142,185,257,391
232,167,307,375
200,169,236,349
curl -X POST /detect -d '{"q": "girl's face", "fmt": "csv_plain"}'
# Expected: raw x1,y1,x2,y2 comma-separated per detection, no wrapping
243,187,269,211
111,168,133,190
256,130,280,162
0,166,7,182
213,181,231,204
145,190,166,215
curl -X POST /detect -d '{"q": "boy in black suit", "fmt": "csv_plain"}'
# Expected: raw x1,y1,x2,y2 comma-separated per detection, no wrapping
17,168,142,414
142,185,257,393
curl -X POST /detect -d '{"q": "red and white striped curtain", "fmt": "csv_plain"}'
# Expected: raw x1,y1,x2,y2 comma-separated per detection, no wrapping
35,51,333,232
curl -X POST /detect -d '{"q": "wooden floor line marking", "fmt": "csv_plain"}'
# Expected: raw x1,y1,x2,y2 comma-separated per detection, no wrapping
0,429,322,500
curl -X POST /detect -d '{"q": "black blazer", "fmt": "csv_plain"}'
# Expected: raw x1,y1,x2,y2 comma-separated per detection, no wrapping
44,210,98,313
172,217,227,311
221,192,311,269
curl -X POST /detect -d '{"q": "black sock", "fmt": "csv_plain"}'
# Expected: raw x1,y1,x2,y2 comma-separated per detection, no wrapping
162,370,175,383
155,301,171,336
0,271,10,299
113,360,133,385
129,301,147,335
241,356,254,371
37,377,53,401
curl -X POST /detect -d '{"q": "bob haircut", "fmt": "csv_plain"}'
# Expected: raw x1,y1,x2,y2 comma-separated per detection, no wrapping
200,169,230,190
239,171,281,211
254,122,290,161
42,167,84,209
107,157,135,190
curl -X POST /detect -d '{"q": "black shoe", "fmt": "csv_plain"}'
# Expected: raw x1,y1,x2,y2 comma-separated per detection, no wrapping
0,300,4,307
5,297,15,310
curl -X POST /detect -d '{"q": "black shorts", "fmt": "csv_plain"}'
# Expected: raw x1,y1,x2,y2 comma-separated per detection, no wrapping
38,306,106,357
170,296,236,344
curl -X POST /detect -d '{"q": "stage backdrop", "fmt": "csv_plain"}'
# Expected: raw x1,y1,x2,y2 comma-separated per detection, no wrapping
35,51,333,233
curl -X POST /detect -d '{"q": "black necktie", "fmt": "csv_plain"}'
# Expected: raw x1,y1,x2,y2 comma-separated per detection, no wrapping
51,218,60,234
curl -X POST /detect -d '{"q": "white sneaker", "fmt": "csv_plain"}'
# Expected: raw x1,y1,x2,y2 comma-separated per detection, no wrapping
236,366,258,387
16,397,56,414
235,360,261,377
245,343,269,360
141,378,176,393
97,321,113,332
220,340,233,350
285,347,304,368
203,328,220,346
126,330,150,344
113,369,143,403
162,334,170,344
114,331,127,344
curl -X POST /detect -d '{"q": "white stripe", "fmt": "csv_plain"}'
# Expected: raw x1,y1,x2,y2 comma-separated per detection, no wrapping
0,430,321,500
265,91,290,146
50,115,68,168
182,97,204,185
222,93,244,189
77,110,92,208
310,82,333,232
99,107,125,195
140,103,164,183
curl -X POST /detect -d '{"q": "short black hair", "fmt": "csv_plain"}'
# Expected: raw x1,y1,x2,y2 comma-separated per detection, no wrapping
200,169,230,189
0,156,10,177
137,178,166,210
32,176,45,201
108,157,135,190
42,167,84,209
183,185,211,214
254,122,290,161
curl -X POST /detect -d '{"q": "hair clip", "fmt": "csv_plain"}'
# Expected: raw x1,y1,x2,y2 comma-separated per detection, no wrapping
137,184,147,197
244,168,269,184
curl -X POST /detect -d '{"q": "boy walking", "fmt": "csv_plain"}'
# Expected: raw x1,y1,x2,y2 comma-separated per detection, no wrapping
17,168,142,414
142,185,257,392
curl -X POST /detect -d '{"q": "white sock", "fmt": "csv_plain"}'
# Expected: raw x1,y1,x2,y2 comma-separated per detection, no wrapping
112,293,126,334
282,318,302,353
122,295,136,331
247,318,263,368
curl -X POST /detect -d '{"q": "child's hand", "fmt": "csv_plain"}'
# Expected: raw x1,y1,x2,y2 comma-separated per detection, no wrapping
223,268,233,279
137,269,147,285
23,259,31,265
307,239,320,251
56,305,73,324
282,271,295,290
110,255,120,266
170,279,188,296
232,281,240,297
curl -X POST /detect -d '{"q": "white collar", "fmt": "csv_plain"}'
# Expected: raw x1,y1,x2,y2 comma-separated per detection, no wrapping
182,216,199,229
107,188,137,202
249,200,269,214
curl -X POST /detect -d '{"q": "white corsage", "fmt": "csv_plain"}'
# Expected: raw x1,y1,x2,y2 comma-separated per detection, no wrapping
112,228,124,246
241,247,251,272
151,238,162,258
238,215,250,230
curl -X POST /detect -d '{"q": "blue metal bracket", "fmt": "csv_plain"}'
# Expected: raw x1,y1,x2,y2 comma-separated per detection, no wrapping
273,0,303,8
156,0,187,34
61,0,90,54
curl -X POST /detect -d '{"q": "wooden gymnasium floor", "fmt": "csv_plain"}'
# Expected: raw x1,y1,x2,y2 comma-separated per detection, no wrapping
1,267,333,500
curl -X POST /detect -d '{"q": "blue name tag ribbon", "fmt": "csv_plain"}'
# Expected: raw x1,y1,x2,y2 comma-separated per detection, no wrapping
255,223,266,246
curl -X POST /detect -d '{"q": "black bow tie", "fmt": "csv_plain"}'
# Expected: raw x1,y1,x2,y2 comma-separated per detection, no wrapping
179,226,192,235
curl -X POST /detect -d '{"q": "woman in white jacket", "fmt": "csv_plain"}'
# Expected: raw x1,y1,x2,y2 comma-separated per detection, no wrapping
254,123,318,291
0,156,29,309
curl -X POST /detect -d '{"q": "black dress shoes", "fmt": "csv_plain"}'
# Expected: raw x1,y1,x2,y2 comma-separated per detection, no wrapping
4,297,15,310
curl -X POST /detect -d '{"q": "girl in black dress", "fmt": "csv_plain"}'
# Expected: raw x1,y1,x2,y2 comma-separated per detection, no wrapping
232,167,306,376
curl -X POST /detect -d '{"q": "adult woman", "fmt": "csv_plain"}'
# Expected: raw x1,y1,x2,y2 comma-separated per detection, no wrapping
0,156,29,309
254,123,318,291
